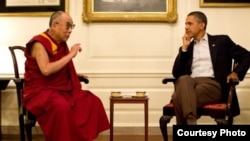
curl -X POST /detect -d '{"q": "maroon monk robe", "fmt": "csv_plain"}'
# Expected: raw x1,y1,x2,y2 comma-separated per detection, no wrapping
23,30,110,141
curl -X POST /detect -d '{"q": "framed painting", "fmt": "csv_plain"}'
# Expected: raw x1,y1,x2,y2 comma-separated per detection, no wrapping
82,0,177,23
0,0,69,16
200,0,250,7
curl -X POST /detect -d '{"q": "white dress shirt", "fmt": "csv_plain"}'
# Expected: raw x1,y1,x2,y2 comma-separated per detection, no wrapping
191,34,215,78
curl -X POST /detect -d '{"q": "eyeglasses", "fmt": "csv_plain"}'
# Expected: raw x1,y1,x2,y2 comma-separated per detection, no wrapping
56,22,75,30
65,23,75,30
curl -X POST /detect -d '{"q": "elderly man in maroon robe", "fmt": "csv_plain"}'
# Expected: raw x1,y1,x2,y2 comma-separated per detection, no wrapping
23,11,110,141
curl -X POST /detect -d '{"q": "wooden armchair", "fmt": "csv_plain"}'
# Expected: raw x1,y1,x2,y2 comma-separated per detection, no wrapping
8,46,89,141
159,62,239,141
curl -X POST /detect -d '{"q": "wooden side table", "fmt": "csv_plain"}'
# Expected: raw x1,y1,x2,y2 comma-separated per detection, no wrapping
110,96,149,141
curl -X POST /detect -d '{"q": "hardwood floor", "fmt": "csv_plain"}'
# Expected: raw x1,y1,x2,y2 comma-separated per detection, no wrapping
97,135,169,141
2,134,172,141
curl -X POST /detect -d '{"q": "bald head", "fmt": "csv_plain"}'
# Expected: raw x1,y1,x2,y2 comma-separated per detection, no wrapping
47,11,74,42
49,11,69,27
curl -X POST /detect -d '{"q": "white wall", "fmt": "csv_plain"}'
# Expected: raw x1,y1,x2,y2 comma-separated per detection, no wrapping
1,0,250,135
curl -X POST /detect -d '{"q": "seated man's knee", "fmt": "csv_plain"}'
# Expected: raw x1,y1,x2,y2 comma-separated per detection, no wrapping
176,75,191,84
178,75,191,81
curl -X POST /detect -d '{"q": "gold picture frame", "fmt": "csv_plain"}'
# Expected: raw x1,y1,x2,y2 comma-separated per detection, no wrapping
200,0,250,7
0,0,69,16
82,0,177,23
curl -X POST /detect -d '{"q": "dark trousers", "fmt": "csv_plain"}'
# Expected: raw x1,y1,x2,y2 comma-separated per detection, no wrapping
172,75,222,124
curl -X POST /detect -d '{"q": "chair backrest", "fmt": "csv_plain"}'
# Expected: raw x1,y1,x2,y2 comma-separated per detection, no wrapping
8,46,25,110
8,46,25,79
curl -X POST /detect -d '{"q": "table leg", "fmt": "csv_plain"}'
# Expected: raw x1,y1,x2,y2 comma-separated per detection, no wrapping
110,100,114,141
145,100,148,141
0,90,2,139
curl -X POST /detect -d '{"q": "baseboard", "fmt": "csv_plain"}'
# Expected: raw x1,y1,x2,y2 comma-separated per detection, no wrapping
1,126,172,135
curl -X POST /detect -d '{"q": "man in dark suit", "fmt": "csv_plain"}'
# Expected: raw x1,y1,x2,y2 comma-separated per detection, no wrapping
172,11,250,125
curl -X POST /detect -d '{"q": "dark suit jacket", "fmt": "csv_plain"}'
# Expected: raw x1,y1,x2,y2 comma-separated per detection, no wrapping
172,34,250,117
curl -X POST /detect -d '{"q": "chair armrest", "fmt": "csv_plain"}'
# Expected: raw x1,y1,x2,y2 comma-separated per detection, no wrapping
229,79,239,85
13,77,89,85
78,76,89,84
13,78,25,85
226,79,240,112
162,78,239,85
162,77,176,84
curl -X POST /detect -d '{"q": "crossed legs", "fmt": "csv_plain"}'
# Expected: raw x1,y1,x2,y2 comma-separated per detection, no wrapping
172,75,222,125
